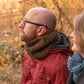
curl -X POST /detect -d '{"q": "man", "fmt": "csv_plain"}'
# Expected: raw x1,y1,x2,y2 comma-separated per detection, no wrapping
19,7,73,84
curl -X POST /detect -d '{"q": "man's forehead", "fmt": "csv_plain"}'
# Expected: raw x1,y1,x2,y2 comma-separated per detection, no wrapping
24,11,33,20
24,8,47,18
24,10,41,21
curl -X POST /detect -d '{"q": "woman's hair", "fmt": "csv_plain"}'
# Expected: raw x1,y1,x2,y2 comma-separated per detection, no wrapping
74,13,84,49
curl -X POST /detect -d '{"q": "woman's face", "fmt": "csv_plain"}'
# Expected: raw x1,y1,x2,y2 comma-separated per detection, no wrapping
70,32,80,53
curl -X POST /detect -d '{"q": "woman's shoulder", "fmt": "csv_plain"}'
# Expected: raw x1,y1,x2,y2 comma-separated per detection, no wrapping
76,71,84,84
67,72,75,84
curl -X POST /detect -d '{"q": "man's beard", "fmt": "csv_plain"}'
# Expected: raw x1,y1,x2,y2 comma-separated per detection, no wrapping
19,30,36,42
19,31,29,42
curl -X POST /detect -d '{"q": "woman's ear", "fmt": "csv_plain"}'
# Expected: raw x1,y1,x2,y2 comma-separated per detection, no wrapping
37,26,47,36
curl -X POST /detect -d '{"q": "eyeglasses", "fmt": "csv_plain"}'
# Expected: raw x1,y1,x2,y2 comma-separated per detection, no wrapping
24,19,47,29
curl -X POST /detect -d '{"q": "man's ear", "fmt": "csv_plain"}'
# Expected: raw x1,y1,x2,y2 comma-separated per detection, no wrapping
37,26,47,36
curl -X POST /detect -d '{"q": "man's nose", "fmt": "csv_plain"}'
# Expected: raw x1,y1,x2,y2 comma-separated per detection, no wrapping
19,22,24,29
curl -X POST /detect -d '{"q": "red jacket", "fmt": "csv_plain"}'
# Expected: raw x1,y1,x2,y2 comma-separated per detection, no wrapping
21,48,73,84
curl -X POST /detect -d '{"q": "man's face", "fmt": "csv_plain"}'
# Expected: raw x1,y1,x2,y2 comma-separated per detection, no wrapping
19,13,38,42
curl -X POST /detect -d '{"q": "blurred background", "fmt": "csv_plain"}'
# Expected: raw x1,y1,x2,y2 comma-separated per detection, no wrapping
0,0,84,84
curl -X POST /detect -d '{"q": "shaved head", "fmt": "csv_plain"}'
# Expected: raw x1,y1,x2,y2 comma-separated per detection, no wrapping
25,7,56,34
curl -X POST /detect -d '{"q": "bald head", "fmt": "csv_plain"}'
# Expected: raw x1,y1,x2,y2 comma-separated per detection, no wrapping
25,7,56,33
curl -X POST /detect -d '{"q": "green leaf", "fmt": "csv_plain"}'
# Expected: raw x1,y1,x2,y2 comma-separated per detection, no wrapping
17,17,20,22
64,3,68,11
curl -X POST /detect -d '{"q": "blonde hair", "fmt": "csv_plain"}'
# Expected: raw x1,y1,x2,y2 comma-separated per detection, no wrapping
74,13,84,49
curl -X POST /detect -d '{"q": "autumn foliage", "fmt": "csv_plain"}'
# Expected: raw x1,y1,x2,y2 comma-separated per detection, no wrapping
0,0,84,84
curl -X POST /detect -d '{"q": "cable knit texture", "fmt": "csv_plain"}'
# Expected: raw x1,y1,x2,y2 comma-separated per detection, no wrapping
68,53,84,82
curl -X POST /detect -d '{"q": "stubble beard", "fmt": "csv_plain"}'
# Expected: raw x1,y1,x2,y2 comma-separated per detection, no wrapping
19,30,28,42
19,30,37,42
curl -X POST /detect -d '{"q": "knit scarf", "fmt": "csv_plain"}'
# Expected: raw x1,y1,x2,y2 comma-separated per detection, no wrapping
68,53,84,82
25,30,58,60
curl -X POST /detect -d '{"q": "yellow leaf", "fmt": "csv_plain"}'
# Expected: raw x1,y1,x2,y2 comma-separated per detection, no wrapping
8,40,13,44
14,37,20,42
20,41,25,45
6,54,10,60
3,50,6,54
70,39,73,46
1,58,6,63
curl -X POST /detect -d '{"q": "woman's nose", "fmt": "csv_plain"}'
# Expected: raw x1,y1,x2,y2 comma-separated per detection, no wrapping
19,22,24,29
70,32,74,38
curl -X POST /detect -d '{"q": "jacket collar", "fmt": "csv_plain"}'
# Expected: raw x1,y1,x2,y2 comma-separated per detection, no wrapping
52,32,70,50
25,30,58,60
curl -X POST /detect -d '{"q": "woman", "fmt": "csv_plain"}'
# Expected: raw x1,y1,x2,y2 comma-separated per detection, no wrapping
67,13,84,84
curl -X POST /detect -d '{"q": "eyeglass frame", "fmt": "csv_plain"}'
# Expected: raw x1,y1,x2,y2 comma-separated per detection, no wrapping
23,19,48,29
